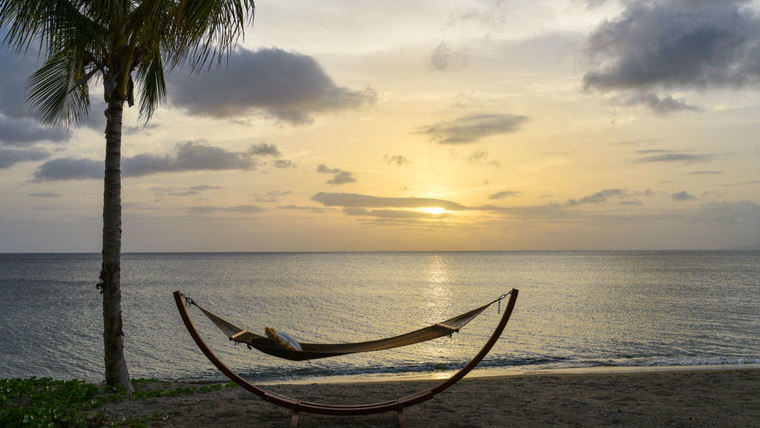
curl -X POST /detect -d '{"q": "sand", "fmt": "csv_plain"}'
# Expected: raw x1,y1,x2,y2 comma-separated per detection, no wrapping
91,368,760,427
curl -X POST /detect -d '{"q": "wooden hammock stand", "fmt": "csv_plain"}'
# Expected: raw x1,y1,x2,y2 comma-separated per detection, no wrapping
173,289,518,427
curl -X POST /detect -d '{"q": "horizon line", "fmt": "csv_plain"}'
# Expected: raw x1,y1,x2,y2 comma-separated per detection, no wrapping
1,248,759,255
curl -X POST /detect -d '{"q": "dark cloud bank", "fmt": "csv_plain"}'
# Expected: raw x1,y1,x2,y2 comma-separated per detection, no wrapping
170,48,375,125
0,147,49,169
32,141,281,181
584,0,760,112
0,46,69,152
0,44,108,145
0,45,109,171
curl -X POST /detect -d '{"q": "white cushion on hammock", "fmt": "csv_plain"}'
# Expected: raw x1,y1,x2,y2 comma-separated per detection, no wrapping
265,327,302,352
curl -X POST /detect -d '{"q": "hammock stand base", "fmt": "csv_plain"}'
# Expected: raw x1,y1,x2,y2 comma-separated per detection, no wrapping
173,289,518,427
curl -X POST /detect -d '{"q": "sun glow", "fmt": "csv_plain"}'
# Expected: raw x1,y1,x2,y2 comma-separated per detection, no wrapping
419,207,446,215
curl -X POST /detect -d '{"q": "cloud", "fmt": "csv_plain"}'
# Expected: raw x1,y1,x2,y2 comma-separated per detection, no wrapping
489,191,520,200
634,152,717,164
343,207,448,219
124,123,159,135
26,192,60,198
170,48,375,124
316,164,356,185
124,141,256,177
0,147,49,168
316,164,340,174
688,170,723,175
151,185,224,197
635,149,669,154
420,114,528,144
278,205,325,213
248,143,281,157
33,141,261,181
311,192,467,211
33,158,101,181
327,171,356,185
584,0,760,112
468,149,500,166
82,99,107,131
0,46,36,121
188,205,265,214
0,44,103,137
431,42,468,71
623,93,699,114
255,191,291,203
0,116,69,146
619,200,644,206
271,159,295,168
672,191,696,201
567,189,627,206
384,154,410,166
480,203,580,223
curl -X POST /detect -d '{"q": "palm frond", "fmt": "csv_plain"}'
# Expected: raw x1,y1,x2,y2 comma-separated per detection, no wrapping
136,48,166,121
0,0,52,52
171,0,255,71
74,0,125,28
1,0,105,55
27,50,92,125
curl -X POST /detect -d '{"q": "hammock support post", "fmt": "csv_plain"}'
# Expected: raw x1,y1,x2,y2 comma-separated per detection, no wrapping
173,289,518,426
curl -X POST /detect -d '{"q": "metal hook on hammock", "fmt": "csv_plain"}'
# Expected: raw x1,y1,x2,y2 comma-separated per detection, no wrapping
184,295,196,308
496,291,511,314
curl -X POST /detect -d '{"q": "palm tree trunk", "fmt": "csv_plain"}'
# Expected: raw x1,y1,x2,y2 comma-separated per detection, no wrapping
100,98,132,394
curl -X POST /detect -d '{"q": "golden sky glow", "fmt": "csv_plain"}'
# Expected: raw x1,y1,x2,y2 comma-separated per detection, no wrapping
1,0,760,251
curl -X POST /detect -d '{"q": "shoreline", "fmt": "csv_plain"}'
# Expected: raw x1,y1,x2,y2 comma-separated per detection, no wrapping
89,366,760,427
255,362,760,385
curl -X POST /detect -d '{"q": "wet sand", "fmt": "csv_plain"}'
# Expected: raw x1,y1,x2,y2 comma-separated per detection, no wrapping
92,367,760,427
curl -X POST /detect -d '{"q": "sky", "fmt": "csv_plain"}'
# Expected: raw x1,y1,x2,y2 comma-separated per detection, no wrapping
1,0,760,252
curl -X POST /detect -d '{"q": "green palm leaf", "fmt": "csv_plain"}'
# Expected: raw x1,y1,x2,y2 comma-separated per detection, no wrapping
27,50,91,125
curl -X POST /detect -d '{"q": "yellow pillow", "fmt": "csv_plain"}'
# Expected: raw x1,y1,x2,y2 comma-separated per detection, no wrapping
264,327,302,352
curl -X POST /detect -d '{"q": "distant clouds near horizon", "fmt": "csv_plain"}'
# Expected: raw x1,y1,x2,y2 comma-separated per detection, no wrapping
1,0,760,251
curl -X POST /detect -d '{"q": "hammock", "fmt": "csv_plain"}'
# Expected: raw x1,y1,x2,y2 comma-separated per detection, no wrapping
174,289,518,426
182,292,511,361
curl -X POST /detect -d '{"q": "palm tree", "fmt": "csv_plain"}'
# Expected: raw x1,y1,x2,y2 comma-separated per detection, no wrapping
0,1,255,392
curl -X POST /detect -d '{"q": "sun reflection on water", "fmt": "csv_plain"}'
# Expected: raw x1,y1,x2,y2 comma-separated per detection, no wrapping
422,255,456,358
426,255,452,307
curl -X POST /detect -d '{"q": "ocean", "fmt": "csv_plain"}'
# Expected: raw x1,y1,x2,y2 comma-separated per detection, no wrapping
0,251,758,384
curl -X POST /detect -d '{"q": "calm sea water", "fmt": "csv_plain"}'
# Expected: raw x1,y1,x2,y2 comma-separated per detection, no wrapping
0,251,758,384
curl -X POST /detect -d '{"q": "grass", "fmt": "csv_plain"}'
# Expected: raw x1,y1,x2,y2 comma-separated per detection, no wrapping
0,377,234,427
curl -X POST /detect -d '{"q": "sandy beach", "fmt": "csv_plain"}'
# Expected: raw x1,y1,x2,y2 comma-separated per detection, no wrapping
90,367,760,427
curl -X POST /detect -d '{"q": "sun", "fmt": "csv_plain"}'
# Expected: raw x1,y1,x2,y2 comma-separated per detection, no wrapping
419,207,446,215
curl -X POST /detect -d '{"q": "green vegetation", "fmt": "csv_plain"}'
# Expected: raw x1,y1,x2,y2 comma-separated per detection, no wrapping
0,377,228,427
0,377,124,427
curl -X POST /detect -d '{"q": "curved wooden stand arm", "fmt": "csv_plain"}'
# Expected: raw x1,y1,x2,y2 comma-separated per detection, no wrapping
173,289,518,416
